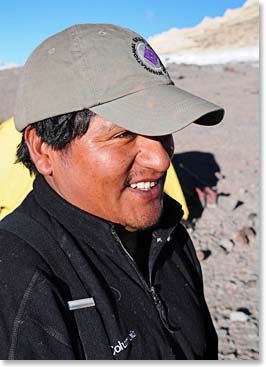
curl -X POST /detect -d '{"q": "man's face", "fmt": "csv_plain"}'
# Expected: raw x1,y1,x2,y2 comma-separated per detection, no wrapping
47,114,174,232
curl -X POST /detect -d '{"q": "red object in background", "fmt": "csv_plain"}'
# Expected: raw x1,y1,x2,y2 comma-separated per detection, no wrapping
195,187,218,208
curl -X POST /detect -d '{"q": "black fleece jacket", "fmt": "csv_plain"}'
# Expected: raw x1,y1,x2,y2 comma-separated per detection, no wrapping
0,175,218,360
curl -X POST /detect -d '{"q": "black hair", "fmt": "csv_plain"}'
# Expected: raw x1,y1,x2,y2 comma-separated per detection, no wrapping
16,109,94,175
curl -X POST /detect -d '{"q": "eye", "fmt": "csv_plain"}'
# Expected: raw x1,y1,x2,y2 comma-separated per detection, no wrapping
113,130,135,139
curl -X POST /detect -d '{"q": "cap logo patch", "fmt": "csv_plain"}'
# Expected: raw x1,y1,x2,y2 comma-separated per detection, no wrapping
144,47,158,65
132,37,166,75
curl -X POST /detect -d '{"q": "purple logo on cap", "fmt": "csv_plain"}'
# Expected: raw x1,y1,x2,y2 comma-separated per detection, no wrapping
144,47,158,65
131,37,168,76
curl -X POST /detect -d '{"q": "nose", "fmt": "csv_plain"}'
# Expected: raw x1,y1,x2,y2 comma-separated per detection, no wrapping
136,135,174,173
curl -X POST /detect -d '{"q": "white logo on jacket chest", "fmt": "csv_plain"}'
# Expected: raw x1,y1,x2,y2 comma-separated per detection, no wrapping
111,330,137,356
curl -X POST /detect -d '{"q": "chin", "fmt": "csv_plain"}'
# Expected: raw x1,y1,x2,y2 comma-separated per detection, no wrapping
125,210,163,232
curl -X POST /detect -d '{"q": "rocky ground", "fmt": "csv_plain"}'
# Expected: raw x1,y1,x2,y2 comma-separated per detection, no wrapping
168,62,260,360
0,66,22,123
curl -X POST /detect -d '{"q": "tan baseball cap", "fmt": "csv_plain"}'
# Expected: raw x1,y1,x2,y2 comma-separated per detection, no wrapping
14,24,224,135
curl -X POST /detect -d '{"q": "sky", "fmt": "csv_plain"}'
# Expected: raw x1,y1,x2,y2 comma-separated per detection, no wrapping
0,0,247,66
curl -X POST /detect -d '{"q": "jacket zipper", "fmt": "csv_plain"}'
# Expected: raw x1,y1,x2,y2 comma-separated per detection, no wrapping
111,228,176,333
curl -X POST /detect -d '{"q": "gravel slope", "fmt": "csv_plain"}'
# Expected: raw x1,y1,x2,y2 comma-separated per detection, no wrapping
169,62,259,360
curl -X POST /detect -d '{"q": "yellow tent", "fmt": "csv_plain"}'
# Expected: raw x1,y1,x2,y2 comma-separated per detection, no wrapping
0,118,34,220
0,117,189,221
164,161,189,220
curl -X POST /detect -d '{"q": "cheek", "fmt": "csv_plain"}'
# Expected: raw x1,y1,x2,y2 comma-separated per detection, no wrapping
76,149,130,191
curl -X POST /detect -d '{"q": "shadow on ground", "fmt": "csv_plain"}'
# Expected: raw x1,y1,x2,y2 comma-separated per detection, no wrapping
172,151,221,224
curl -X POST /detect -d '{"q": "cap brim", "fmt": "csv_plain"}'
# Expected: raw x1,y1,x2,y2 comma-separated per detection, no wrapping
90,84,224,136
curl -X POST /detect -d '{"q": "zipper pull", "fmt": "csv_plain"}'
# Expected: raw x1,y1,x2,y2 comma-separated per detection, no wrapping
150,286,162,306
150,286,181,333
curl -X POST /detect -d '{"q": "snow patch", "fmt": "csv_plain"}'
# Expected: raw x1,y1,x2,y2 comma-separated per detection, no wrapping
160,47,259,66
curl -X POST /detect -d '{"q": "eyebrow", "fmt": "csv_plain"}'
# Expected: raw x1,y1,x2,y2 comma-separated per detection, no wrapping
100,123,124,134
107,124,120,132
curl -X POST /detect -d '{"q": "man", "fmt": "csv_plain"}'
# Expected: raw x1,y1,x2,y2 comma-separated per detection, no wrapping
0,24,224,360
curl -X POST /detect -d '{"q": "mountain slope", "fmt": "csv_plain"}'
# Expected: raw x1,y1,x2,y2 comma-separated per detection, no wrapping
148,0,259,55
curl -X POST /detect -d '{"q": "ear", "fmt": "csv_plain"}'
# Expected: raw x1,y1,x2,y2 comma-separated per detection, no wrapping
25,126,53,176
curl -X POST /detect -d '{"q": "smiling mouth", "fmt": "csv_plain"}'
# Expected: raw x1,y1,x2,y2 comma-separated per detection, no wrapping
128,180,159,191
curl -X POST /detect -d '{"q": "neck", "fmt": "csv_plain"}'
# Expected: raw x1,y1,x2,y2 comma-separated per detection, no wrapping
115,225,139,255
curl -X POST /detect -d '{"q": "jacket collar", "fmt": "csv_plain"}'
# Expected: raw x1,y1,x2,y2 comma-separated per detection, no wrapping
33,175,184,252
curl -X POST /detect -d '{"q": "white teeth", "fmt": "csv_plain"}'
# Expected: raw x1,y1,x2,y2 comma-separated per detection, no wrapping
129,181,157,190
144,182,150,189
